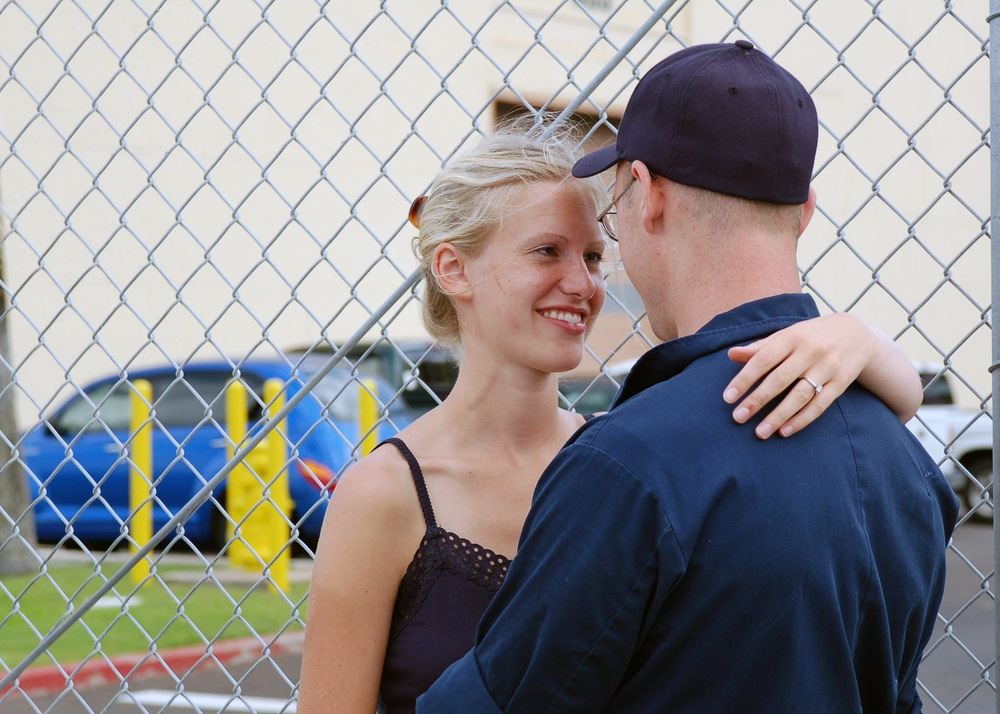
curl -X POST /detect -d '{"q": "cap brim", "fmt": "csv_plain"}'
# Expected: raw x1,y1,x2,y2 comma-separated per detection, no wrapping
572,144,620,178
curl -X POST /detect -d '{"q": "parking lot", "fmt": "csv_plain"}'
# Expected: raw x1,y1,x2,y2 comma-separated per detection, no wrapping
918,519,996,713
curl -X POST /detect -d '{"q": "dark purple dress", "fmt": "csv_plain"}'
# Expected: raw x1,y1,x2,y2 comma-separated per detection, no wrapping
376,437,511,714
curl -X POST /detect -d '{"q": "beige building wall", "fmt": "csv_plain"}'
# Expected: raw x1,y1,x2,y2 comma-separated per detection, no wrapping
0,0,988,429
682,0,990,408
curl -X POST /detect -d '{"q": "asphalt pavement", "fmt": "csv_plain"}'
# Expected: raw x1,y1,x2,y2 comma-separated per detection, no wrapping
917,519,996,714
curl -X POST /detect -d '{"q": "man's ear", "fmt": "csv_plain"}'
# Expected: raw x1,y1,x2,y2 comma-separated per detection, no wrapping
799,186,817,237
431,242,470,298
632,160,664,234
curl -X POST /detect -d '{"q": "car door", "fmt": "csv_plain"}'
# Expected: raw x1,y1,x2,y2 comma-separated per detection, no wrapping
24,378,135,542
25,368,265,546
144,369,265,545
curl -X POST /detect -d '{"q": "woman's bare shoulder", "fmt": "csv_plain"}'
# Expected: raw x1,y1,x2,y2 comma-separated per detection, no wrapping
329,441,419,521
313,439,426,584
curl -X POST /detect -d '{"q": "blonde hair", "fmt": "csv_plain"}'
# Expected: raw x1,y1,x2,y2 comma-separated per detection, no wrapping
412,116,606,349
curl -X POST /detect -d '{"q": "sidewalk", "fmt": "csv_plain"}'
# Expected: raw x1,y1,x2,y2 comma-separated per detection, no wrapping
4,630,306,698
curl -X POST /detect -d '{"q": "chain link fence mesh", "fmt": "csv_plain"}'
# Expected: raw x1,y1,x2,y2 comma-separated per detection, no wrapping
0,0,993,711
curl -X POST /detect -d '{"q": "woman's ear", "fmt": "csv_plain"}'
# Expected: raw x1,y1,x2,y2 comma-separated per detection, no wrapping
431,242,471,298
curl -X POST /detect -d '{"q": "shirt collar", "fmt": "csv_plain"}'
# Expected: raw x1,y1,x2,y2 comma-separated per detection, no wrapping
613,293,821,407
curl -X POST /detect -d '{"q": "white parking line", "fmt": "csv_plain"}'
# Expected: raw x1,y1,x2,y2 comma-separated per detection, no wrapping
94,595,141,609
119,689,296,712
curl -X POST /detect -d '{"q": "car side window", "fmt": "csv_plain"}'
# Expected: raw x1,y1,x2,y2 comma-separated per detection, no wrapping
52,373,267,436
150,372,265,429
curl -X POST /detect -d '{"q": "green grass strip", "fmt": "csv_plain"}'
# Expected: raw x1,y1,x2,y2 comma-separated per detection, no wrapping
0,561,310,670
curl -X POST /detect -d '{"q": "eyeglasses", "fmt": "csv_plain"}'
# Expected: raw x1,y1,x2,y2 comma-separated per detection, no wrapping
596,177,636,242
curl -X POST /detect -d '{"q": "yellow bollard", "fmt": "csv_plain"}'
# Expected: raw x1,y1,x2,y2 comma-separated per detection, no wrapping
261,378,292,593
226,379,292,592
129,379,154,586
226,381,255,568
359,378,379,457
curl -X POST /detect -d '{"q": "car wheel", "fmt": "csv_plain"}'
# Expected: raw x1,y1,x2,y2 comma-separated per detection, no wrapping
963,454,993,523
208,497,230,553
289,509,318,558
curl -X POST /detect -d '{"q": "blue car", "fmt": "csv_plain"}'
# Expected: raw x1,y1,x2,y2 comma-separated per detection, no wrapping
21,355,412,549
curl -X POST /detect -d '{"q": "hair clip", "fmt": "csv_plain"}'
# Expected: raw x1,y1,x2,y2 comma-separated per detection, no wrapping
408,196,428,229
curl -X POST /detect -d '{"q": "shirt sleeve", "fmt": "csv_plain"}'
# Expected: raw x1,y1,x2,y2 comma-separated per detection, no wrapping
417,441,684,713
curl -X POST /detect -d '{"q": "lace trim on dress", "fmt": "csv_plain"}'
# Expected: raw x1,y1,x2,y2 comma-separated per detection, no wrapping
388,526,511,642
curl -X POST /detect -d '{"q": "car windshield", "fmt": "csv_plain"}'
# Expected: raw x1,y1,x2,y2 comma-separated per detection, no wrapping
919,370,953,406
295,359,391,422
54,381,131,434
559,376,620,414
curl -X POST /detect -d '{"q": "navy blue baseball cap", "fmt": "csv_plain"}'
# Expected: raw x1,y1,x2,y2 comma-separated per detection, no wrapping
573,41,818,205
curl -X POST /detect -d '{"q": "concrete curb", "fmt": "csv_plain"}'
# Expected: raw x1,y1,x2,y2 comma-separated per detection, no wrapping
2,630,305,698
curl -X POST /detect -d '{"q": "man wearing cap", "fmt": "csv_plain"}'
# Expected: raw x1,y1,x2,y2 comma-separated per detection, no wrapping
417,42,957,713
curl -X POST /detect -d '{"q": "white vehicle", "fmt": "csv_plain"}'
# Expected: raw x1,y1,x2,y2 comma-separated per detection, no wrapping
907,366,993,521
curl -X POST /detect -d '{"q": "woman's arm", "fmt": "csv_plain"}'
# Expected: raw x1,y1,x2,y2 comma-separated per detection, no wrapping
723,312,922,439
298,453,421,713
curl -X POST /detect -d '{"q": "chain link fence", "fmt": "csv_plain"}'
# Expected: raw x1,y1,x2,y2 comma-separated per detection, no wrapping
0,0,993,711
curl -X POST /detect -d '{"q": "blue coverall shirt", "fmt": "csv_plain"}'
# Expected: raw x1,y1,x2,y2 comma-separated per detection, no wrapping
417,293,959,714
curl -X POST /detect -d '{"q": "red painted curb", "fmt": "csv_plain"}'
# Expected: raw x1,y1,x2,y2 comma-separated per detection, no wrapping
2,630,305,698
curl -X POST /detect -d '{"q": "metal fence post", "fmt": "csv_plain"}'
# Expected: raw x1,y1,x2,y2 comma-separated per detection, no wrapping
991,4,1000,712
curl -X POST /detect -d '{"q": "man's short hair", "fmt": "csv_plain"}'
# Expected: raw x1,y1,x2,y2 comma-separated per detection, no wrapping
669,182,804,238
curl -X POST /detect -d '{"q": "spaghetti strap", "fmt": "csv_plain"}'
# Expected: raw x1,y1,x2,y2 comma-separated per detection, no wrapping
376,437,438,528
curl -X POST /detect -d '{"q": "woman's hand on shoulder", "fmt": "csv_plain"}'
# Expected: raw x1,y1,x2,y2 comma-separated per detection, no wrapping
297,447,424,713
723,312,921,439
